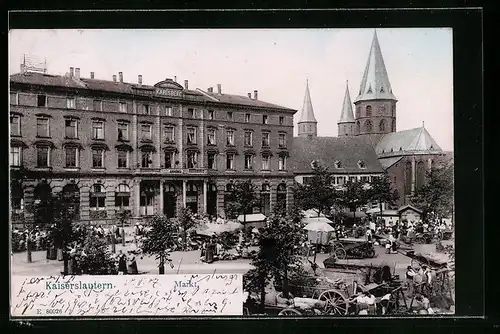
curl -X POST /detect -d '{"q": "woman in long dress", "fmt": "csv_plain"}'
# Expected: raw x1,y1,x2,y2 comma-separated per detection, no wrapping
127,251,138,274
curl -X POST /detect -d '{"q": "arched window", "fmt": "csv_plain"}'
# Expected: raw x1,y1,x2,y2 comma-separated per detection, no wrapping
34,182,52,203
262,183,270,192
416,161,426,191
366,105,372,117
115,184,130,208
392,119,396,132
404,161,412,196
379,119,387,132
365,120,373,133
356,121,360,135
165,183,176,193
90,184,106,214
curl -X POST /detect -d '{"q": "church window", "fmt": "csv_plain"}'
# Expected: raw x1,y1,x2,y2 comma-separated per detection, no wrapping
379,105,386,115
392,105,396,117
356,106,361,118
364,120,373,133
366,106,372,117
356,121,360,135
379,119,387,132
404,161,412,196
416,161,425,191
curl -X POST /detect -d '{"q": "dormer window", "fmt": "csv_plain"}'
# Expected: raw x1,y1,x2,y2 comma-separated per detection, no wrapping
380,86,385,93
310,160,318,168
334,160,343,169
357,160,366,169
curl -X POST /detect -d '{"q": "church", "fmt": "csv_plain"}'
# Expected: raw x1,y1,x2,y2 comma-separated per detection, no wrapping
290,31,449,207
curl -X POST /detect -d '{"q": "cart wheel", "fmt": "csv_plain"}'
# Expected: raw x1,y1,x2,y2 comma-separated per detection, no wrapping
366,249,376,258
318,289,349,315
334,247,347,260
278,308,301,316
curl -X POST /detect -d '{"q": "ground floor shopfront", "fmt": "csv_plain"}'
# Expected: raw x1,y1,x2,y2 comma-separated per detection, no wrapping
11,174,295,226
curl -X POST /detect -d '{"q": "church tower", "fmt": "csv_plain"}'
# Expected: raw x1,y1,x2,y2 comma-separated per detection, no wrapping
338,80,356,136
297,80,318,138
354,30,398,144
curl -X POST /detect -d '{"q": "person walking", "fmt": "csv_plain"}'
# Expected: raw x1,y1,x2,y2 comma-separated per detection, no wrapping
118,250,127,275
405,266,417,297
127,251,138,275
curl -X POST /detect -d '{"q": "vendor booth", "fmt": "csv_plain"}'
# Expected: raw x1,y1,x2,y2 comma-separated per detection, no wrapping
237,213,267,230
303,216,334,245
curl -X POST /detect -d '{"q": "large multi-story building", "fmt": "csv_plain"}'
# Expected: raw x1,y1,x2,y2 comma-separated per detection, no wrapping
9,66,296,225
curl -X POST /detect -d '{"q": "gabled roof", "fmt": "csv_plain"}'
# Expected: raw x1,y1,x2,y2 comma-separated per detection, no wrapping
375,126,443,157
290,136,384,174
398,205,422,214
338,81,355,123
298,80,317,123
199,89,295,112
355,31,397,103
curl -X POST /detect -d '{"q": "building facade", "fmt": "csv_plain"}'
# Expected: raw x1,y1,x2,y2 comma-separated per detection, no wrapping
9,67,296,225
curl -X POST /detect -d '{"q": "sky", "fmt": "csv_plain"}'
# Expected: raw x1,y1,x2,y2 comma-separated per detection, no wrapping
9,28,454,151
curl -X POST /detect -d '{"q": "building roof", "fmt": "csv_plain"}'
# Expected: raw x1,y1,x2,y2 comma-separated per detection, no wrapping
338,81,355,123
375,126,443,157
10,72,295,112
298,80,317,123
378,156,403,169
354,31,397,103
290,136,384,174
199,89,295,112
398,205,423,214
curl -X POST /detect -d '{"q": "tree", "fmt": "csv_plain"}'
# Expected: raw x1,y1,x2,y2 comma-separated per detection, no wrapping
243,205,305,311
78,232,118,275
368,173,400,216
337,180,370,221
293,165,337,217
224,180,261,224
176,207,198,250
141,214,177,274
51,193,78,275
411,162,454,222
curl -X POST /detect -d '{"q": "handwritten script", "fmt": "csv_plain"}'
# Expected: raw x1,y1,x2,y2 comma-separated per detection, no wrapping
11,273,243,317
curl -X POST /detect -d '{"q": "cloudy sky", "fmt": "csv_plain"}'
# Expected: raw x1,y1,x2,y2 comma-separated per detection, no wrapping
9,28,453,151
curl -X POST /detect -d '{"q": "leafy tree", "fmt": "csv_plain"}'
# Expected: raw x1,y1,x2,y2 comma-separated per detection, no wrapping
175,207,198,250
293,164,337,217
243,205,305,311
368,173,400,215
224,180,261,223
337,180,370,221
411,162,454,222
78,232,118,275
51,193,78,274
141,214,177,274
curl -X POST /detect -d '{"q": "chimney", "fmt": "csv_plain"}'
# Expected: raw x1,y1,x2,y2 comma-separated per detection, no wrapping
75,68,80,80
113,75,117,82
174,76,177,82
254,90,258,100
138,75,143,86
118,72,123,83
69,67,74,77
90,72,95,79
247,93,252,98
208,87,213,93
184,80,189,90
217,84,222,94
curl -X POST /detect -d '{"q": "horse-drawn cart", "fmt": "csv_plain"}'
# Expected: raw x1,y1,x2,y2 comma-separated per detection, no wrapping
329,238,376,260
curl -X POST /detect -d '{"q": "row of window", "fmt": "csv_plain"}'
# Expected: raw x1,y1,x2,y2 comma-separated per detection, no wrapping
10,115,287,148
10,146,288,171
355,104,396,118
303,175,374,185
13,94,287,124
356,119,395,133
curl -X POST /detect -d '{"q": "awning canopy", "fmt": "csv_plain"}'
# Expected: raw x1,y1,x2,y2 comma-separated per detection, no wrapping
237,213,266,223
303,217,334,232
301,209,326,218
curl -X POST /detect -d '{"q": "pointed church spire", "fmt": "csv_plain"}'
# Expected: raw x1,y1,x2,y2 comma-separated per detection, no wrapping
355,30,397,103
339,80,355,123
298,79,317,123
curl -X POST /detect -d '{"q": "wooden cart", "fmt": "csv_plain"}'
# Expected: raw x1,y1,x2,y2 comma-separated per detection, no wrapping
329,238,376,260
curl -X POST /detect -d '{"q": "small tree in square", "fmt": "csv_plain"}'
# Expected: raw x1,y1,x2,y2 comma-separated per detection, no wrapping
293,164,337,217
337,180,370,222
368,173,400,214
141,214,177,274
224,180,261,224
79,231,118,275
175,207,198,250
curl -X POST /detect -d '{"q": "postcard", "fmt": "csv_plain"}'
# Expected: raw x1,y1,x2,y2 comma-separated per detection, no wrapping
9,27,455,318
